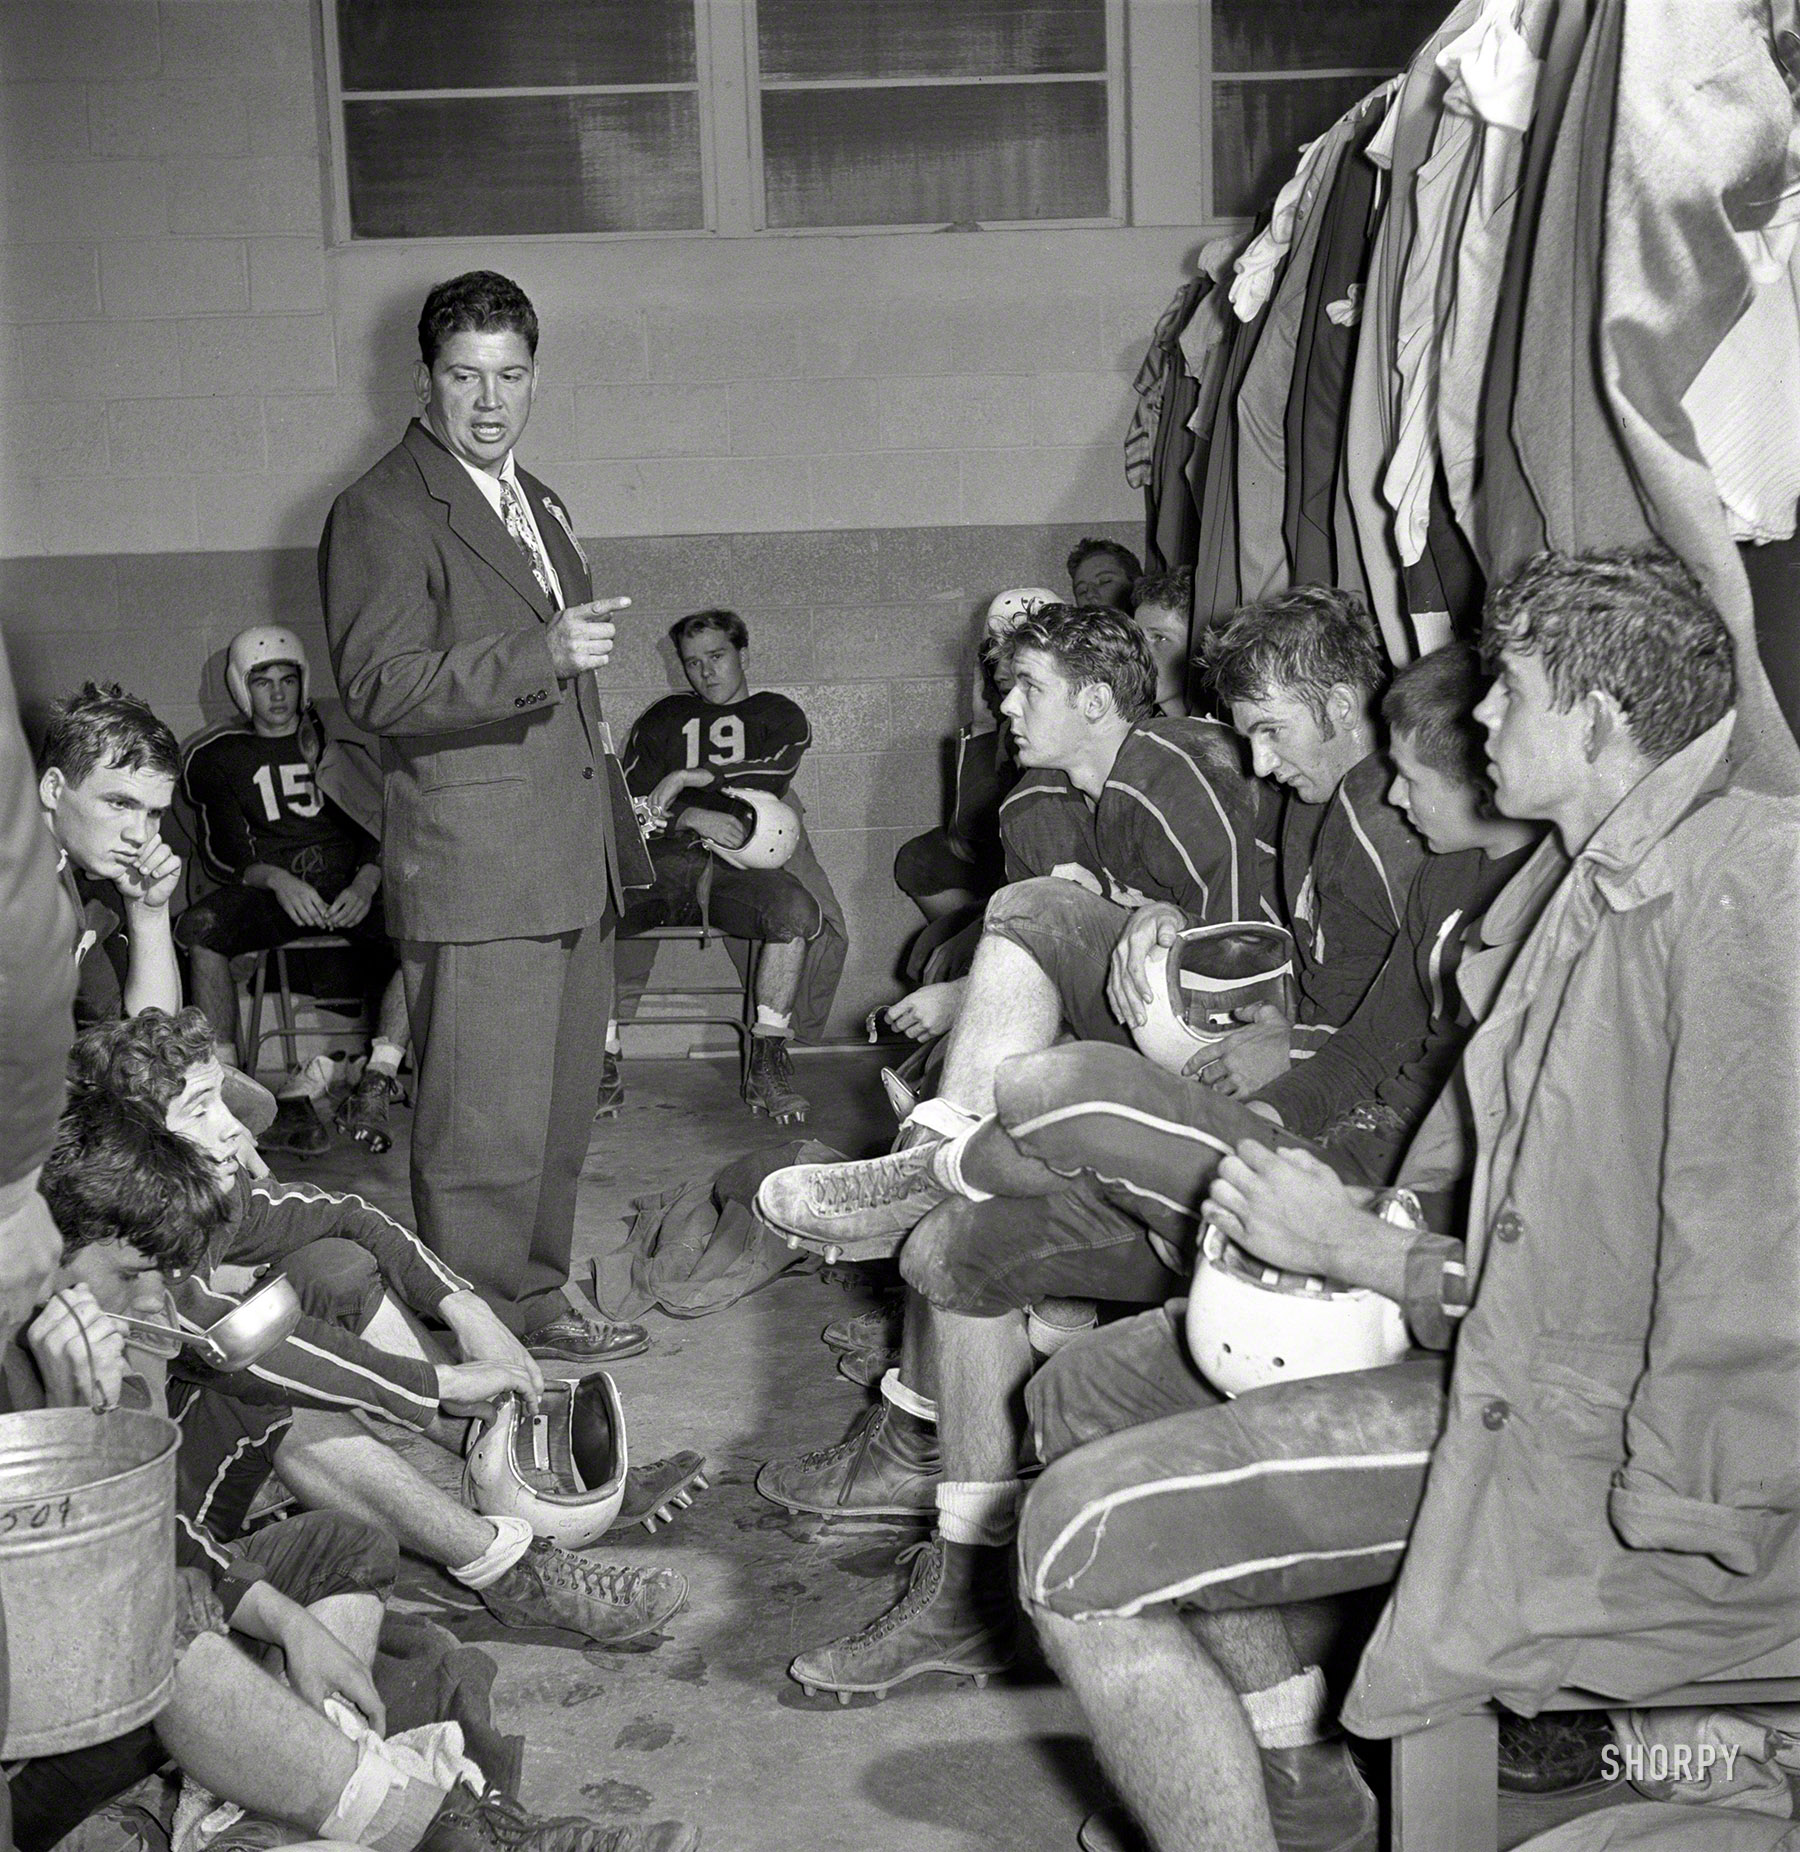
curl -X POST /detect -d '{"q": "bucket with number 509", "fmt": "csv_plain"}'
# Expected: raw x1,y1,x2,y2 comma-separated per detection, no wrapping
0,1406,179,1755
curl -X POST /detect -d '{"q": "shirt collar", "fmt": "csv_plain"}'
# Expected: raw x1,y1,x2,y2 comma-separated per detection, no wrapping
1580,711,1736,909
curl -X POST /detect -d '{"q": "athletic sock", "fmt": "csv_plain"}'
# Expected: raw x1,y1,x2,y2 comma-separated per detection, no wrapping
1027,1298,1098,1355
604,1020,622,1057
366,1038,404,1079
879,1366,938,1427
447,1514,534,1590
1243,1665,1330,1750
754,1006,793,1037
930,1127,993,1203
937,1478,1024,1548
278,1053,334,1103
319,1737,460,1852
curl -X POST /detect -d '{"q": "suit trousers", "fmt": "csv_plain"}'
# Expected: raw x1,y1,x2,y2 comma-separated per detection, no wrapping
402,916,614,1333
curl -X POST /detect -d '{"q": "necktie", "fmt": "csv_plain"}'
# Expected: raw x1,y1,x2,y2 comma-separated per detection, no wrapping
498,476,556,605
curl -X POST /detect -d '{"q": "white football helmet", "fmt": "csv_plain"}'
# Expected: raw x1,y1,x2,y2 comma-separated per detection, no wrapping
1185,1226,1410,1398
710,787,802,871
226,624,310,717
1131,921,1296,1076
982,587,1061,643
463,1372,628,1549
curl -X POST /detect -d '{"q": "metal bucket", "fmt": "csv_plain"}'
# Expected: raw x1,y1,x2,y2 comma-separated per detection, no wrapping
0,1406,179,1756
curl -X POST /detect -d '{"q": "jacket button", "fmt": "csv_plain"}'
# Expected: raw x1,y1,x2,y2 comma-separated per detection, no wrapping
1482,1399,1512,1431
582,766,594,779
1492,1209,1524,1244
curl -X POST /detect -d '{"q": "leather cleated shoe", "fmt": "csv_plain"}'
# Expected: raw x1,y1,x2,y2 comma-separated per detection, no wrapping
594,1051,625,1120
524,1306,650,1364
756,1400,939,1520
743,1033,808,1125
754,1140,947,1264
617,1451,710,1533
478,1537,687,1646
419,1781,699,1852
1261,1741,1379,1852
789,1535,1013,1701
334,1069,405,1154
261,1094,330,1157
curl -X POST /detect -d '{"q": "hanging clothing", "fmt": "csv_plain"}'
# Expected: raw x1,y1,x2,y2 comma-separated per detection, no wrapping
1236,112,1364,600
1285,98,1389,587
1599,0,1800,792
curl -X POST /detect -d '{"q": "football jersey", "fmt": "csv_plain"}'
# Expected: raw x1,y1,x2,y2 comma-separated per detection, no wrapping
183,727,373,882
999,768,1103,886
624,690,810,807
1095,717,1266,923
1278,749,1427,1032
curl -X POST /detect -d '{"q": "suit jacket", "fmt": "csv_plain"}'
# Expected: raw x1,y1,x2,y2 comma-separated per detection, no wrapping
319,420,624,943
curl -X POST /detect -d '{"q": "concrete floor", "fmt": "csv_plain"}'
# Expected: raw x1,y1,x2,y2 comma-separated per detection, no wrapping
290,1047,1636,1852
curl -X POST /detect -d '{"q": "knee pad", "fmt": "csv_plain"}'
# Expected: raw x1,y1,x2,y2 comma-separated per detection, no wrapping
279,1239,383,1332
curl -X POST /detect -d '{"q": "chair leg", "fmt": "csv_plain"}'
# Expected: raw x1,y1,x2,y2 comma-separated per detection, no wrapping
274,946,299,1077
1390,1710,1498,1852
243,952,269,1076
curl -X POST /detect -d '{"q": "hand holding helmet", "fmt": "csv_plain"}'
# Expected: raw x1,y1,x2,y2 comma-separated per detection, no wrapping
1186,1138,1410,1397
692,786,802,871
1126,920,1295,1078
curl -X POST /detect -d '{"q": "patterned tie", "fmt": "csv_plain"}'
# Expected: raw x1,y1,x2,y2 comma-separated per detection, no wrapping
498,476,555,605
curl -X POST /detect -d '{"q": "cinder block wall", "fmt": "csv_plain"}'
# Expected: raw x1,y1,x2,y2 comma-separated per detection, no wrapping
0,0,1219,1037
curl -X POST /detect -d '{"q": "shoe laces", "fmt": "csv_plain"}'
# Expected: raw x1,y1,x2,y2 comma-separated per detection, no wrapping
806,1147,933,1214
537,1544,669,1609
784,1405,882,1471
844,1537,943,1649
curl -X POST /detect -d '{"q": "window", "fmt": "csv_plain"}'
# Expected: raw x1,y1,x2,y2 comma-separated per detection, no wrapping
756,0,1116,230
324,0,1121,241
1207,0,1446,219
331,0,705,237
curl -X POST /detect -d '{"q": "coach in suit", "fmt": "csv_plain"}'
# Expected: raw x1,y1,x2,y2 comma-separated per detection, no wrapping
320,271,644,1362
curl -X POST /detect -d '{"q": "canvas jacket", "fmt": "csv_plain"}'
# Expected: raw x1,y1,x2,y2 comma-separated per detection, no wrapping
1346,713,1800,1735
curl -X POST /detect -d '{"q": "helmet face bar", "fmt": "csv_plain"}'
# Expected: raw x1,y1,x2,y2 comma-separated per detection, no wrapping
464,1370,629,1548
1131,922,1296,1076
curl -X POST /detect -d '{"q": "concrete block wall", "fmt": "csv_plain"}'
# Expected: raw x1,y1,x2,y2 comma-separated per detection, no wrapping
0,0,1221,1038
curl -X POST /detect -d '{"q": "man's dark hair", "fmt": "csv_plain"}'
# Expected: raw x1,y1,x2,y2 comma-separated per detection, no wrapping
1066,537,1144,588
1480,547,1736,764
1130,567,1193,616
669,609,749,653
42,1088,230,1274
1203,585,1388,727
418,271,539,369
38,683,180,786
997,604,1157,724
69,1007,217,1115
1382,643,1491,793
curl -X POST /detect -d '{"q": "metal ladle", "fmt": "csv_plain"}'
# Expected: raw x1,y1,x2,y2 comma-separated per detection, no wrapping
111,1275,303,1372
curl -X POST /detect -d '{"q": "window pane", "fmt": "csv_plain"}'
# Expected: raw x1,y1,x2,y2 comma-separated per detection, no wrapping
1212,0,1440,75
758,0,1105,81
338,0,696,91
763,81,1107,228
1212,75,1382,218
344,95,702,237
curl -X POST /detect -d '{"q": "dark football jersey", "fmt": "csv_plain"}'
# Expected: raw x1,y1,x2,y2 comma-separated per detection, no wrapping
624,690,811,804
182,727,373,881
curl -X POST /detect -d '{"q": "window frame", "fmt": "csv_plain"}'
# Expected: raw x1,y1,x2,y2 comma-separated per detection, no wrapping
318,0,1134,246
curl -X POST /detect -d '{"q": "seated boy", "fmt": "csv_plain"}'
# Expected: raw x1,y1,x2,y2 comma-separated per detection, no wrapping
1067,537,1143,611
13,1088,696,1852
71,1008,699,1644
620,608,846,1124
178,624,410,1156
